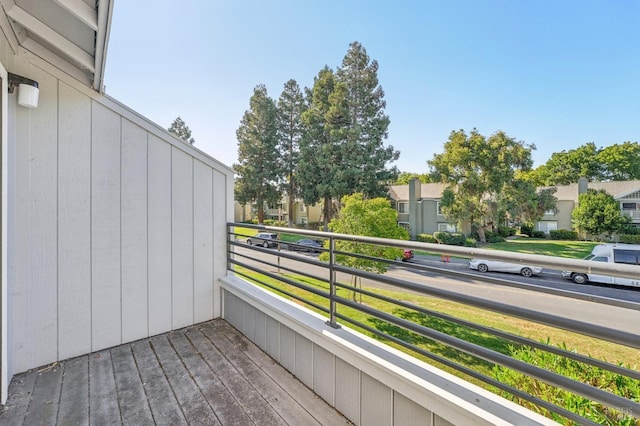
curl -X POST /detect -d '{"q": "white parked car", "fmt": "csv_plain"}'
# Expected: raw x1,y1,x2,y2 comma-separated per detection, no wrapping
469,259,542,277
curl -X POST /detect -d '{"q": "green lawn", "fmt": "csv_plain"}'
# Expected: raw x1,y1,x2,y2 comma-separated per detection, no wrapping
483,238,598,259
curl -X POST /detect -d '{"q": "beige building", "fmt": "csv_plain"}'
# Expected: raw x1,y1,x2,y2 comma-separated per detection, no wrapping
389,178,640,239
234,196,322,225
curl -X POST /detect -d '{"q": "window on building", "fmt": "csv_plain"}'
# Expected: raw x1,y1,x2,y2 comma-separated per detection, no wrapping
437,223,456,232
398,222,410,231
397,202,408,213
436,201,443,215
299,204,306,212
544,209,555,215
537,221,558,233
622,202,637,210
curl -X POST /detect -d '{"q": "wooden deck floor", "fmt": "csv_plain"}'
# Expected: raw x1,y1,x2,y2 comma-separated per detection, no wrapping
0,319,350,425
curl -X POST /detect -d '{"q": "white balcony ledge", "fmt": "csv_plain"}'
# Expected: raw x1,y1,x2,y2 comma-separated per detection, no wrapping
221,273,557,426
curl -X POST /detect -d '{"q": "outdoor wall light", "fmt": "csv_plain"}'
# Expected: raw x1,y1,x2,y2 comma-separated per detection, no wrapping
8,72,39,108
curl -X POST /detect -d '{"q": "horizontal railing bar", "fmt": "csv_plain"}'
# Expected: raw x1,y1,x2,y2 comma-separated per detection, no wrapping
332,263,640,349
337,295,640,414
230,259,331,301
339,278,640,380
232,268,329,315
230,222,640,280
231,246,330,285
335,313,600,426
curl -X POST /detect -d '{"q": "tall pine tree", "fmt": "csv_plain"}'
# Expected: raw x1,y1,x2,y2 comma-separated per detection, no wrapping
336,41,399,197
168,116,195,144
233,85,281,224
276,79,305,226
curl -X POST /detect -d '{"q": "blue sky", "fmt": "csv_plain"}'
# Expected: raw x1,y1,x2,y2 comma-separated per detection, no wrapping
104,1,639,173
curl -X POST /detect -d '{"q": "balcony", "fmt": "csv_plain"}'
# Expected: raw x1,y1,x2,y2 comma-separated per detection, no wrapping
3,224,639,425
622,209,640,222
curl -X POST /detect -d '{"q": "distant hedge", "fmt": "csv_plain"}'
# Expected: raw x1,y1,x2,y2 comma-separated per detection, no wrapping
549,229,578,240
416,233,437,243
620,234,640,244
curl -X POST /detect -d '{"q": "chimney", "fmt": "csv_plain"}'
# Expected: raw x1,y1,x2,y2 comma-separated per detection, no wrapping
578,177,588,195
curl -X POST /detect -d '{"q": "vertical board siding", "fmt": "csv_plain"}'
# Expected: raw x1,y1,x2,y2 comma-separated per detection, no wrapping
170,148,194,329
91,101,122,351
147,135,172,336
57,81,92,360
10,64,233,375
17,67,59,371
120,119,148,342
192,160,213,323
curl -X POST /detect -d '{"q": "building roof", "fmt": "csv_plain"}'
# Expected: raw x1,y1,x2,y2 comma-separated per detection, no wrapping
550,180,640,202
0,0,113,91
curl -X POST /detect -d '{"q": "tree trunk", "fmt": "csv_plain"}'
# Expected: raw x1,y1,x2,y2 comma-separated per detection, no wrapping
257,205,264,224
477,226,487,244
323,194,332,231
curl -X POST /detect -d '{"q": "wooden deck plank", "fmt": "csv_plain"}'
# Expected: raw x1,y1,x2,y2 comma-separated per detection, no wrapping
23,363,63,425
212,321,350,425
130,339,187,425
89,349,122,425
58,356,89,425
111,344,155,424
185,326,287,425
1,319,352,425
149,334,220,425
0,369,37,425
167,328,255,425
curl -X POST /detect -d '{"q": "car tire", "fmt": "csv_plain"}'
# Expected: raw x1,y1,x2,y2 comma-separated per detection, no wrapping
520,267,533,277
477,264,489,273
246,239,252,246
262,241,269,248
572,274,588,284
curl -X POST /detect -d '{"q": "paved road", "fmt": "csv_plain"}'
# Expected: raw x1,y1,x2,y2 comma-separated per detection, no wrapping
233,245,640,336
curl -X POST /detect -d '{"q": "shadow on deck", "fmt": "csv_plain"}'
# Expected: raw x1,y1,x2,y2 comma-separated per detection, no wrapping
0,319,350,425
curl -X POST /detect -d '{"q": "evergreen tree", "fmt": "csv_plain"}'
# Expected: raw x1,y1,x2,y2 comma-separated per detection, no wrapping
336,41,399,197
572,189,630,238
276,79,306,226
233,85,281,224
298,67,349,230
168,116,195,145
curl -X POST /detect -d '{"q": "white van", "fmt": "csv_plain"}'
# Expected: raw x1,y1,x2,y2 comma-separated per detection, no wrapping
562,243,640,287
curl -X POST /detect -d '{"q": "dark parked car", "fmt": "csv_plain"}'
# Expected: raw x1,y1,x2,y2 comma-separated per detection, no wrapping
290,238,323,253
246,232,279,248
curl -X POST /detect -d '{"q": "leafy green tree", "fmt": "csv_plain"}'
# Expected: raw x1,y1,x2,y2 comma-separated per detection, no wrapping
394,172,432,185
233,85,281,224
298,67,349,229
168,116,195,144
276,79,306,226
597,141,640,181
336,41,399,197
324,193,408,300
429,129,534,243
528,142,602,185
572,189,629,238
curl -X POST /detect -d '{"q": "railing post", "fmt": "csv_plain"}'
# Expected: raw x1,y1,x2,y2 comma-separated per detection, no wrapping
326,236,340,328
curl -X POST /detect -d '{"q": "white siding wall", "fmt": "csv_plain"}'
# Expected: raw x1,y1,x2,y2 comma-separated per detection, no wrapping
7,59,234,375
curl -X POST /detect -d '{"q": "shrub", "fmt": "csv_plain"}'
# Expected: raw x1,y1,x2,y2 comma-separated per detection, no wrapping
496,225,516,238
463,237,477,247
433,231,467,246
520,223,534,237
531,230,546,238
416,233,437,243
549,229,578,240
620,234,640,244
493,341,639,425
487,235,506,243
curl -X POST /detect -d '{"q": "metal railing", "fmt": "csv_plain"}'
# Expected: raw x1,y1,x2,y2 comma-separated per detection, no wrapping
227,223,640,425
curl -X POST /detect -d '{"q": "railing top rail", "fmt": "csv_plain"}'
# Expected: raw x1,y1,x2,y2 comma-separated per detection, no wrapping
228,222,640,280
